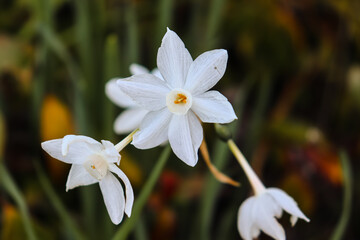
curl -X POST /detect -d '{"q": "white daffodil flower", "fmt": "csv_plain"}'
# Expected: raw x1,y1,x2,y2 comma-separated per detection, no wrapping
106,64,162,134
117,28,237,166
41,135,134,225
237,188,310,240
227,140,309,240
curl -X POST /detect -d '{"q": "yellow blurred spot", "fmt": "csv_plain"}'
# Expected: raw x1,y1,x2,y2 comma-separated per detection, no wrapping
41,95,75,181
1,204,27,239
40,95,75,141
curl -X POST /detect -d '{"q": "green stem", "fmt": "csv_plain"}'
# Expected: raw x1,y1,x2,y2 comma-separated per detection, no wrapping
330,150,353,240
125,1,139,65
157,0,174,39
0,162,37,240
204,0,226,49
35,162,85,240
112,145,171,240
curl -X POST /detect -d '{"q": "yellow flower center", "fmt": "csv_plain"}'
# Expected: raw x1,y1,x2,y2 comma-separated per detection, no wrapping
174,94,187,104
83,154,108,180
166,89,193,115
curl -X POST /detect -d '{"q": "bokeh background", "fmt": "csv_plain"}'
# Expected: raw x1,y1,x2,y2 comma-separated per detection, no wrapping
0,0,358,239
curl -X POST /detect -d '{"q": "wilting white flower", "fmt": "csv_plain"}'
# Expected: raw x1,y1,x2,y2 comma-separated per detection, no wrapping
117,28,237,166
238,188,310,240
106,64,162,134
41,135,134,225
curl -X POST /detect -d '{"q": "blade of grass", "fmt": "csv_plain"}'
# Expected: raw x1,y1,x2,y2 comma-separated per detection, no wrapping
134,217,149,240
330,150,353,240
112,145,171,240
0,163,38,240
157,0,174,40
243,72,272,156
204,0,226,49
125,1,139,65
34,161,85,240
103,34,121,162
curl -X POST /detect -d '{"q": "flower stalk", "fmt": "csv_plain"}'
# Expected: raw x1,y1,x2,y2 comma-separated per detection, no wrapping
114,129,139,152
227,139,265,195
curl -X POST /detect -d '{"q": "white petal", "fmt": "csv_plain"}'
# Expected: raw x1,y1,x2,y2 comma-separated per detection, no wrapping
41,136,100,164
99,172,125,224
184,49,228,95
105,79,137,107
130,63,149,75
61,135,100,156
151,68,163,80
254,194,285,240
157,28,193,88
41,139,67,162
101,140,120,163
238,196,259,240
66,164,98,191
267,188,310,225
132,108,172,149
114,108,149,134
168,111,203,166
117,74,170,111
192,90,237,123
109,164,134,217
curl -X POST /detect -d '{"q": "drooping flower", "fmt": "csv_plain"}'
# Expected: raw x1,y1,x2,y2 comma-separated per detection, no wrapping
237,188,310,240
227,140,309,240
106,64,162,134
41,135,134,224
117,28,237,166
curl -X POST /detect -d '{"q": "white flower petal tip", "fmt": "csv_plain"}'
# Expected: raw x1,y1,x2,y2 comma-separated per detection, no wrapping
109,164,134,217
114,108,149,135
192,91,237,124
41,135,134,225
116,74,169,111
106,79,136,108
237,188,309,240
130,63,149,75
185,49,228,95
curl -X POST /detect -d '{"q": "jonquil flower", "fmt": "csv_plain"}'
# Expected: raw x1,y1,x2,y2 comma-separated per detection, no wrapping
41,135,134,224
237,188,310,240
227,140,309,240
106,64,162,134
117,28,237,166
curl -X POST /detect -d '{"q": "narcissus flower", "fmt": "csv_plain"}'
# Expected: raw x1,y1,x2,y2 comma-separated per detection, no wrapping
117,28,237,166
227,140,310,240
41,135,134,225
106,64,162,134
237,188,310,240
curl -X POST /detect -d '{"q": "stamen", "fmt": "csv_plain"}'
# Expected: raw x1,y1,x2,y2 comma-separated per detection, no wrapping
91,165,95,169
174,94,187,104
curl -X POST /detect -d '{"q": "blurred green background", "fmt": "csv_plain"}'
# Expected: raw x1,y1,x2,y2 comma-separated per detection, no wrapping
0,0,359,239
